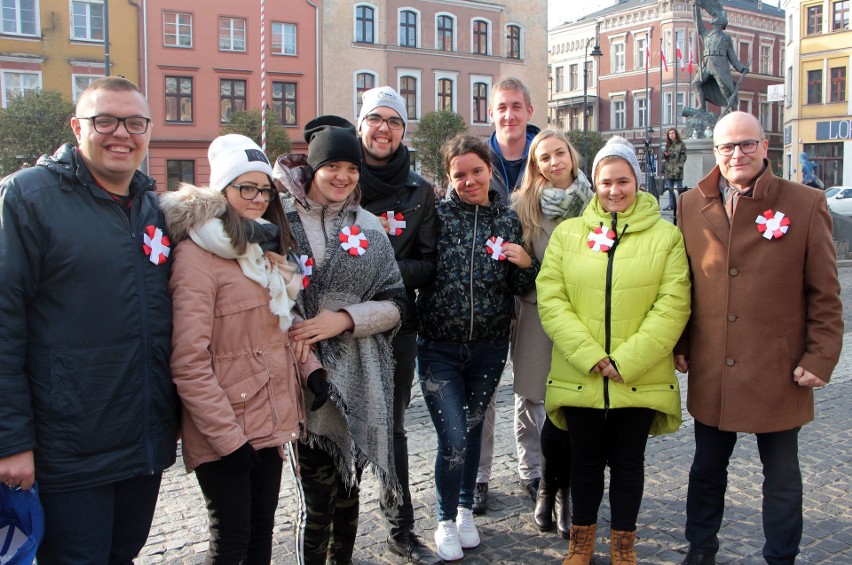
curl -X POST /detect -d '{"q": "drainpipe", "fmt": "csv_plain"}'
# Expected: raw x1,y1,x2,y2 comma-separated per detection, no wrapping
306,0,320,116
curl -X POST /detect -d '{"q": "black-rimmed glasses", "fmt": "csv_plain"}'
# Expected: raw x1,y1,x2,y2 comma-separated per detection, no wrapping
230,184,277,202
363,114,405,131
77,115,151,135
714,139,762,156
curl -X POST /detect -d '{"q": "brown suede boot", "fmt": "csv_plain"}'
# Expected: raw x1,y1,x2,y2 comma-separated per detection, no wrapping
561,524,597,565
610,529,637,565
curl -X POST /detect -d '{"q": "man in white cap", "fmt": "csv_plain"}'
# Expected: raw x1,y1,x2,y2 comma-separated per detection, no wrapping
356,86,440,565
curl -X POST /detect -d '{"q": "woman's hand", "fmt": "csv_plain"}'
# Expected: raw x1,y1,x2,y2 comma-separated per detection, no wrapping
289,309,354,347
502,242,532,269
591,357,623,382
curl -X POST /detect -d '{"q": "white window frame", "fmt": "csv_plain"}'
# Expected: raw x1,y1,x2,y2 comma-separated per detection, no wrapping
163,11,192,48
505,22,524,60
2,69,41,107
398,7,420,48
397,68,421,121
69,0,104,42
759,97,772,132
634,95,648,128
470,17,491,55
738,39,752,67
219,17,246,52
271,22,297,55
435,12,456,52
354,3,378,45
663,91,686,124
759,43,773,75
569,63,578,92
434,70,458,113
635,34,648,70
353,69,378,119
739,94,753,114
611,97,625,130
612,41,625,73
71,72,102,102
2,0,40,36
470,74,492,125
555,66,564,93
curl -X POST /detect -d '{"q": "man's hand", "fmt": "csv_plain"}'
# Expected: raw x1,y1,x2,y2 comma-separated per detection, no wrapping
793,366,828,388
674,354,689,373
289,310,354,346
0,450,35,490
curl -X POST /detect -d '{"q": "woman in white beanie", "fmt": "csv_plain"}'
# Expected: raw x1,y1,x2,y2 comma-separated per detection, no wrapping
537,136,691,565
162,134,328,564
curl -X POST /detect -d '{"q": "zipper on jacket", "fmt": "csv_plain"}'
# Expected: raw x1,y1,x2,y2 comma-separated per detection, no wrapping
468,205,480,341
603,213,622,417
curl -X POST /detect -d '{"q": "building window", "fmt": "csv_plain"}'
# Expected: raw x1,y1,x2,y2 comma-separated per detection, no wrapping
569,64,578,91
165,76,192,122
803,142,843,187
437,15,453,51
271,22,296,55
272,81,297,126
611,99,625,130
437,78,453,111
585,60,594,86
72,74,101,102
664,92,686,124
786,65,793,107
759,45,771,75
612,42,625,73
400,75,417,119
635,35,647,69
220,79,246,123
71,0,104,42
807,5,823,35
167,160,194,191
807,69,823,104
219,17,246,52
473,19,488,54
830,66,847,102
355,5,375,44
356,72,375,115
635,97,647,128
759,101,772,132
400,9,416,47
555,66,564,92
834,0,850,31
2,0,37,35
473,81,488,123
1,70,40,107
506,24,521,59
164,12,192,48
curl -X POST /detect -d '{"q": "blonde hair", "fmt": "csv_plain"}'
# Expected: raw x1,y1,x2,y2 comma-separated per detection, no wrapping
511,129,579,251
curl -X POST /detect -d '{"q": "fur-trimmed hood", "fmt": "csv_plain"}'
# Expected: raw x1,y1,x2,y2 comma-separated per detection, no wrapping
160,183,228,244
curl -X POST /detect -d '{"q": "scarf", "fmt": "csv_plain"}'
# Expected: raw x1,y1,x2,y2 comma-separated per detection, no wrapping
540,170,593,221
359,144,411,202
284,197,406,498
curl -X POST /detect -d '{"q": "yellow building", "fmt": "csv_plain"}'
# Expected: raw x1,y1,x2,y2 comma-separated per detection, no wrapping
0,0,140,107
783,0,852,187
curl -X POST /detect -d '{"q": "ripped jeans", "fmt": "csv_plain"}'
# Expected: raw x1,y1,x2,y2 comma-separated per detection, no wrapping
417,336,508,521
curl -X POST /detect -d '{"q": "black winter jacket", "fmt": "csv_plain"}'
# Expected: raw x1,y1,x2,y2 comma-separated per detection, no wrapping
0,144,178,492
417,189,539,343
360,168,437,333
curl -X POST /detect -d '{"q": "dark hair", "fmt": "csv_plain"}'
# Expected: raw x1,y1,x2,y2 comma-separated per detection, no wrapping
76,76,147,113
666,128,682,147
441,135,492,180
221,184,296,255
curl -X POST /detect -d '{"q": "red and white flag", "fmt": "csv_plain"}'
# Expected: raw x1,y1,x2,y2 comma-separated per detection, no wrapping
661,49,669,72
677,46,684,70
688,49,694,74
645,45,651,70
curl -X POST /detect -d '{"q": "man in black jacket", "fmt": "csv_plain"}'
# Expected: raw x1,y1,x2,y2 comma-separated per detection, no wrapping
0,77,178,563
356,86,440,565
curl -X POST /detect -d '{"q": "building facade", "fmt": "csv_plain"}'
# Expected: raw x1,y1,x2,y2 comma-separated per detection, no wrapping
319,0,549,157
783,0,851,187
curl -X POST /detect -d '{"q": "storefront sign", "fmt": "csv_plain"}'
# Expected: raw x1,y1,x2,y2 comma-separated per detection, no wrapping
816,120,852,141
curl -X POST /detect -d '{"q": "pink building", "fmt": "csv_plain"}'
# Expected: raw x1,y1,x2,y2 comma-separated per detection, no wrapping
143,0,319,191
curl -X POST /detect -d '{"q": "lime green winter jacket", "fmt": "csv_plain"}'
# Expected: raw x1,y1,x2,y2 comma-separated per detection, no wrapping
537,191,691,436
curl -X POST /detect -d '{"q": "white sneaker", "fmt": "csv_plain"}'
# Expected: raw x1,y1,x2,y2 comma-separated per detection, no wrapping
434,519,463,561
456,506,480,549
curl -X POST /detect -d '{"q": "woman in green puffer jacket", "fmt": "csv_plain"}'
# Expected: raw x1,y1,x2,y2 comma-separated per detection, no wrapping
537,137,691,565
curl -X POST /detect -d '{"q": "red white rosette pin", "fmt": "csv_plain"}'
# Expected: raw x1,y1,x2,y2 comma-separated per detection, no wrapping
298,255,314,288
142,225,170,265
380,210,407,236
339,225,369,256
755,209,790,240
587,226,616,252
485,236,507,260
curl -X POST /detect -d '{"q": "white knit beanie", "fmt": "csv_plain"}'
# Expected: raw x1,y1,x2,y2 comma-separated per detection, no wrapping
357,86,408,133
208,134,274,192
592,136,643,186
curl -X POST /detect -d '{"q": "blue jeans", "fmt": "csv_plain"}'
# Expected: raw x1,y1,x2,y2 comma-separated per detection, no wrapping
417,336,508,522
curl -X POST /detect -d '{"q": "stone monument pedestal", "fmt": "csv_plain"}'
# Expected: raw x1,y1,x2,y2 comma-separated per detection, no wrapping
683,138,715,189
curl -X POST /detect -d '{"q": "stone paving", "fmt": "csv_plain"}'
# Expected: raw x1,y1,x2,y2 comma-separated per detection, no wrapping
139,248,852,565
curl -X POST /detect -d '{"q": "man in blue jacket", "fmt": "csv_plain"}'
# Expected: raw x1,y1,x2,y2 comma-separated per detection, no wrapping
0,77,178,563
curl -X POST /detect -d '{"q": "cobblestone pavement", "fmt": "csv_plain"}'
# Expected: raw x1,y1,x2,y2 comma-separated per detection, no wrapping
139,263,852,565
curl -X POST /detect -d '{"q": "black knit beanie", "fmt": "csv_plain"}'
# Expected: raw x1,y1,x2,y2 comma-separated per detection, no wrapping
303,115,362,173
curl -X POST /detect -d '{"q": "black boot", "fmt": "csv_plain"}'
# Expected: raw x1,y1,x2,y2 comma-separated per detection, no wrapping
533,479,555,532
681,547,716,565
554,488,570,539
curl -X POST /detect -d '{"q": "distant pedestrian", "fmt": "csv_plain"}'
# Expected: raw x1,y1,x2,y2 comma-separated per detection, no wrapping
799,152,823,189
676,111,843,565
663,128,688,212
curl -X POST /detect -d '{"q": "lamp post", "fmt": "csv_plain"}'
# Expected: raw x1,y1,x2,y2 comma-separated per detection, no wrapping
583,38,603,176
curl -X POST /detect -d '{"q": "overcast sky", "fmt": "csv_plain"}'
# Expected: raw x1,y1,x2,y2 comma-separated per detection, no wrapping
548,0,614,29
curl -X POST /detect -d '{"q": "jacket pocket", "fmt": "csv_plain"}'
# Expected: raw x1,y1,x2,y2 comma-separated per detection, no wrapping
223,370,274,439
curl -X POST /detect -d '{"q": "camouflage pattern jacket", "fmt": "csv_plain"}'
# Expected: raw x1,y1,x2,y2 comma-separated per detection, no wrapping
417,189,539,343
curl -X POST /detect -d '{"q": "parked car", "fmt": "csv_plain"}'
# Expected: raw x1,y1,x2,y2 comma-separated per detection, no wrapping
825,187,852,217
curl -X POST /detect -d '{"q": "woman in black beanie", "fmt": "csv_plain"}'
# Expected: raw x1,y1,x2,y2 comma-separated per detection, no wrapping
273,116,406,565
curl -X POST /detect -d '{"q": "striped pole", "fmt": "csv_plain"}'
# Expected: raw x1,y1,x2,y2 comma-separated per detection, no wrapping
260,0,267,153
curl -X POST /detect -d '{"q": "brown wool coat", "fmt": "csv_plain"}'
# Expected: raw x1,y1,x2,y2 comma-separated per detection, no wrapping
676,164,843,433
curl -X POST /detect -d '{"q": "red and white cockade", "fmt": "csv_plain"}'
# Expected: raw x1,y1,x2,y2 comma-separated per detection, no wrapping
755,209,790,240
339,225,369,256
143,225,171,265
380,210,407,236
485,236,507,260
587,226,616,252
298,254,314,288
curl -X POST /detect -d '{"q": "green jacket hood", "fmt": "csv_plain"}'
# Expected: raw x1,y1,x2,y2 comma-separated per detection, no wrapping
582,190,661,234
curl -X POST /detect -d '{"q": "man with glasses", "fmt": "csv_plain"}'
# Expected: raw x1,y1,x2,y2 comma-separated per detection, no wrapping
675,111,842,565
356,86,440,565
0,77,178,562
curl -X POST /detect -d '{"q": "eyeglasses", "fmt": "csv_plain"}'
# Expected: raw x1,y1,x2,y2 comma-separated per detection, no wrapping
363,114,405,131
714,139,762,156
229,183,277,202
76,114,151,135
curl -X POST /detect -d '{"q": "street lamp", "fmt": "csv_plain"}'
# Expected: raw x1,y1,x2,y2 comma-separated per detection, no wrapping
583,38,603,176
